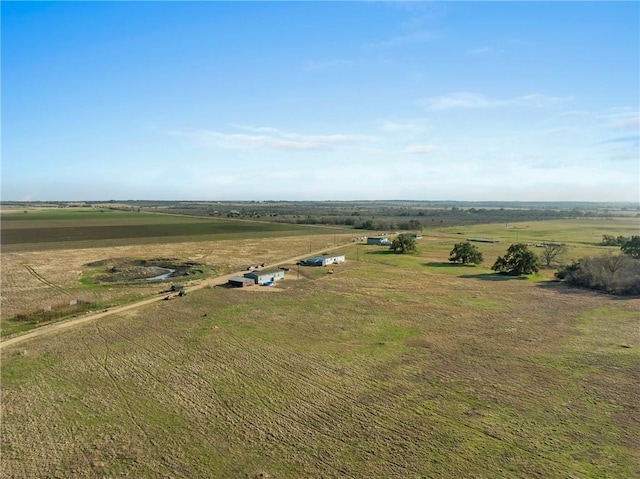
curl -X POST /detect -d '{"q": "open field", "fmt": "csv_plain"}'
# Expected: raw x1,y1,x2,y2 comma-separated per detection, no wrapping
1,212,638,477
2,237,639,478
1,213,639,477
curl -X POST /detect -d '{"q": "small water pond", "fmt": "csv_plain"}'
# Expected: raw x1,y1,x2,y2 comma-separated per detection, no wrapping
146,266,176,281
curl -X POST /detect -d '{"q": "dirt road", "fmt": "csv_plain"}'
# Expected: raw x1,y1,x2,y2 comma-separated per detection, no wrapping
0,243,353,351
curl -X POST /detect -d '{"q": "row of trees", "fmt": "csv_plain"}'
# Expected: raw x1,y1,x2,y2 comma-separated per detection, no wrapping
448,241,540,275
388,235,640,294
392,238,541,276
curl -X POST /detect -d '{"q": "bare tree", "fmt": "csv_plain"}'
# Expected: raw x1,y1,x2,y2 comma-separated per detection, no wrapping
539,243,567,268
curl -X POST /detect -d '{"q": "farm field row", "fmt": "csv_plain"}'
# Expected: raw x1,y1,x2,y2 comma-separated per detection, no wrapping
1,238,638,478
0,209,343,253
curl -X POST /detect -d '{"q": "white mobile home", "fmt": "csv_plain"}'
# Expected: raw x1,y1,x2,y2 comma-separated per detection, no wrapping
243,269,285,285
301,254,346,266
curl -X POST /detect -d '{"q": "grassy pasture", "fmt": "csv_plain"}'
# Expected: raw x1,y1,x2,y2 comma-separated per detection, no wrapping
1,240,638,478
437,217,639,246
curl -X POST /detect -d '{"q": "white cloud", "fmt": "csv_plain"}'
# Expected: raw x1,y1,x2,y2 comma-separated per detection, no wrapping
614,116,640,131
379,119,428,134
423,92,496,111
171,126,376,151
403,145,438,154
422,91,573,111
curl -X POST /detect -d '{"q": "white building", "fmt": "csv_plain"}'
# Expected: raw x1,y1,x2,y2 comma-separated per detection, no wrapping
367,236,391,246
243,269,285,285
301,254,346,266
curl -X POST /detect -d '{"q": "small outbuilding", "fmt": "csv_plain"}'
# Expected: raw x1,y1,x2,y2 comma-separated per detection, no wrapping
301,254,346,266
243,269,285,285
367,236,391,246
228,276,256,288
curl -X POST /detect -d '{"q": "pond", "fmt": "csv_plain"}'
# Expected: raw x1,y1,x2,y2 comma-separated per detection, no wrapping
146,266,176,281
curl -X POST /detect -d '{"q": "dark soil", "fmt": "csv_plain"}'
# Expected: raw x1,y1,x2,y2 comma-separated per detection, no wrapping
86,258,203,283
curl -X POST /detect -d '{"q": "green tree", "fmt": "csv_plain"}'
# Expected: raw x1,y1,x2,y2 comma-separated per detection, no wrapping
449,242,483,265
621,235,640,259
390,235,416,254
408,219,422,230
492,243,540,275
358,220,376,230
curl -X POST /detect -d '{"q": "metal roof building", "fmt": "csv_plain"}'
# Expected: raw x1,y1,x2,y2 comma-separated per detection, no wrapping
243,269,285,285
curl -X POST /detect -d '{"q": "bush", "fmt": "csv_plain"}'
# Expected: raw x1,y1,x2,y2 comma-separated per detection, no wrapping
556,254,640,295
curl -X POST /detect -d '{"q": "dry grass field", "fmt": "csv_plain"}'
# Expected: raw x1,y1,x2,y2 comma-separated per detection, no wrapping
0,208,355,335
1,215,638,478
0,234,354,332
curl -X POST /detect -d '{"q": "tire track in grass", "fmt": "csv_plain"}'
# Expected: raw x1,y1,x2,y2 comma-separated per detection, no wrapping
94,325,324,475
22,263,73,297
91,324,151,444
36,320,542,475
222,333,551,478
210,333,432,477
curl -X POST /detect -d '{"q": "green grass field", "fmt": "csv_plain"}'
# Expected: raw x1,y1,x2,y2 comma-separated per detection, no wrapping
1,215,638,478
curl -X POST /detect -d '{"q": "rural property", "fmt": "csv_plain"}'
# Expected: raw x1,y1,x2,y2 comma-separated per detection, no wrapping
1,205,639,478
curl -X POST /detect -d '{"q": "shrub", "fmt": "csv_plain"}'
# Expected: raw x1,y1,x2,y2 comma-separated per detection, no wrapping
556,254,640,295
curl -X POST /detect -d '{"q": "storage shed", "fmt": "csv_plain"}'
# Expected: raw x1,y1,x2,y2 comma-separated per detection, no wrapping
228,276,256,288
243,269,285,285
367,236,391,245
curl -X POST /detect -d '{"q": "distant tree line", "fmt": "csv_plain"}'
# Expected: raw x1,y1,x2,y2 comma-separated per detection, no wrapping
150,203,636,230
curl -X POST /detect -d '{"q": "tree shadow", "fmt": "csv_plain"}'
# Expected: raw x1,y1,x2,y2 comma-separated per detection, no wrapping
535,280,640,300
424,262,479,268
459,273,526,281
367,250,402,256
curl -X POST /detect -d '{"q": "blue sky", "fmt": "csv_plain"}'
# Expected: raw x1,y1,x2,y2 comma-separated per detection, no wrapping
2,1,639,202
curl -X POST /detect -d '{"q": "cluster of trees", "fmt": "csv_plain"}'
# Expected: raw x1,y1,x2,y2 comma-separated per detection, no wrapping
600,235,630,246
447,241,540,276
389,234,640,295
